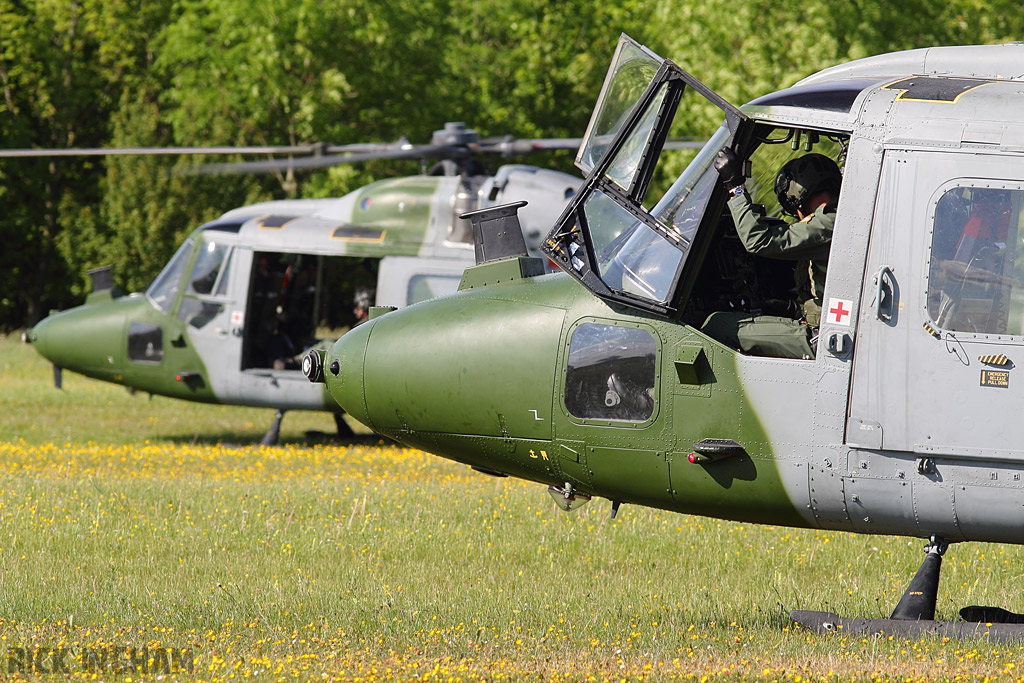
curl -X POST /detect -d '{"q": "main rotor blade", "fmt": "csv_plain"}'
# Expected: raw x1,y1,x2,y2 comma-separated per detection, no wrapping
192,145,458,175
2,134,709,173
479,137,706,157
0,145,316,158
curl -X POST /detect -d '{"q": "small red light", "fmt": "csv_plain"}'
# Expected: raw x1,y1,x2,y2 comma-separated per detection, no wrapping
688,452,697,463
175,374,182,381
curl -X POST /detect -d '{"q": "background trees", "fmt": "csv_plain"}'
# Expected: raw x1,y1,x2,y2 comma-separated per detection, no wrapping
3,0,1023,329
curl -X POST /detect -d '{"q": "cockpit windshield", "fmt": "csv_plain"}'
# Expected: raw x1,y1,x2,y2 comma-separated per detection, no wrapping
651,125,730,241
146,239,193,313
543,35,746,316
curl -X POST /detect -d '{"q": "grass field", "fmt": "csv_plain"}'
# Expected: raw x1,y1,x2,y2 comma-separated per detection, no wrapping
2,333,1024,681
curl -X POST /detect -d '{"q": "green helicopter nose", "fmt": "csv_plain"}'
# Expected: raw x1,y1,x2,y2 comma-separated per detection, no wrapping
26,300,132,382
323,317,375,428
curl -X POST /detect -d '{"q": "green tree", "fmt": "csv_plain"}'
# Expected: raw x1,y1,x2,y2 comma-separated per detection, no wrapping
154,0,460,197
1,0,110,326
655,0,1024,110
64,92,264,296
439,0,655,136
0,0,178,327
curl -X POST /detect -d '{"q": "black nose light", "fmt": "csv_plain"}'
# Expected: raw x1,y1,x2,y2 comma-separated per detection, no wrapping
302,350,324,383
329,360,341,376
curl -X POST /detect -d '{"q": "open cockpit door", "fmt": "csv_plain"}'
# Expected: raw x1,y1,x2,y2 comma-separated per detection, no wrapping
544,34,748,316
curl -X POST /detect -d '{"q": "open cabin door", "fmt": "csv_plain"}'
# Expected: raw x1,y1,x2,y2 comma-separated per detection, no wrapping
850,149,1024,460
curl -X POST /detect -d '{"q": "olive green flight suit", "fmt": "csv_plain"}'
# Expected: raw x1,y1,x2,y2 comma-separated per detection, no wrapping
702,190,836,359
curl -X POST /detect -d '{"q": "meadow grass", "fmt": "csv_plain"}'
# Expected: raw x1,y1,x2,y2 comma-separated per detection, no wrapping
1,333,1024,680
1,333,350,446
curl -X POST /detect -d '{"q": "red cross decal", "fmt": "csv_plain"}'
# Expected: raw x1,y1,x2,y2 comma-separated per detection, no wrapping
830,301,849,321
827,298,853,326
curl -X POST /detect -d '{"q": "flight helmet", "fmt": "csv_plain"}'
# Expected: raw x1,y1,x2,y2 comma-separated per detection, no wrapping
774,153,842,216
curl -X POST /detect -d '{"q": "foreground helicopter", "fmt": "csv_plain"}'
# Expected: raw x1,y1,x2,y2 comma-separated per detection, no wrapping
311,37,1024,639
21,123,582,444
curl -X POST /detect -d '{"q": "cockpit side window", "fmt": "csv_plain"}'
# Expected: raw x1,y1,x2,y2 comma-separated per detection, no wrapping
178,240,233,330
187,241,230,295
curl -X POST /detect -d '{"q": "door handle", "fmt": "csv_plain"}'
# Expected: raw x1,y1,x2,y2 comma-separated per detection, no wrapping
874,265,895,322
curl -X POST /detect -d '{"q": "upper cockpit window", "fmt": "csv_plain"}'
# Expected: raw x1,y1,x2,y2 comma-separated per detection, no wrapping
146,239,193,313
747,80,874,114
576,39,662,175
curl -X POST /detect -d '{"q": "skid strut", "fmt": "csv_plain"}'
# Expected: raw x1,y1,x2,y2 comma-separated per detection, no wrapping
260,409,285,446
890,535,948,621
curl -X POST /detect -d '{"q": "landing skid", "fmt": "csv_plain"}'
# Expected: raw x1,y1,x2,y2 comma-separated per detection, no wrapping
791,610,1024,641
792,536,1024,643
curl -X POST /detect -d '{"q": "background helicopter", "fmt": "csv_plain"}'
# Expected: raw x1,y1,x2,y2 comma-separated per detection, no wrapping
20,123,584,444
313,38,1024,639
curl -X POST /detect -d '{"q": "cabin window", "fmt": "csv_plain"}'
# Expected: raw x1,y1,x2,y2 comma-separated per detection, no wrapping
146,239,193,313
565,323,656,421
927,185,1024,335
127,322,163,363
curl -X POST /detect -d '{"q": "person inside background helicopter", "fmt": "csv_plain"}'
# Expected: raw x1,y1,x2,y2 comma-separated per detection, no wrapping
702,148,842,359
352,286,375,326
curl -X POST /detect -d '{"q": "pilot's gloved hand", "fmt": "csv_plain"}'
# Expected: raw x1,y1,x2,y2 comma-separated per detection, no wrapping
714,147,744,190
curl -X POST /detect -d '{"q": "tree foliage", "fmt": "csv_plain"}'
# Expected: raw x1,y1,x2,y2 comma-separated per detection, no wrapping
3,0,1024,328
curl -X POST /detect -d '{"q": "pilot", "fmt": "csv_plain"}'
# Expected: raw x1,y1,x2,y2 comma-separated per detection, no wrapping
703,148,842,359
352,286,375,325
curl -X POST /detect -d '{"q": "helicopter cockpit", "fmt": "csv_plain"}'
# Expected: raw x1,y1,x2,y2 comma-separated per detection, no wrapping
543,35,851,356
